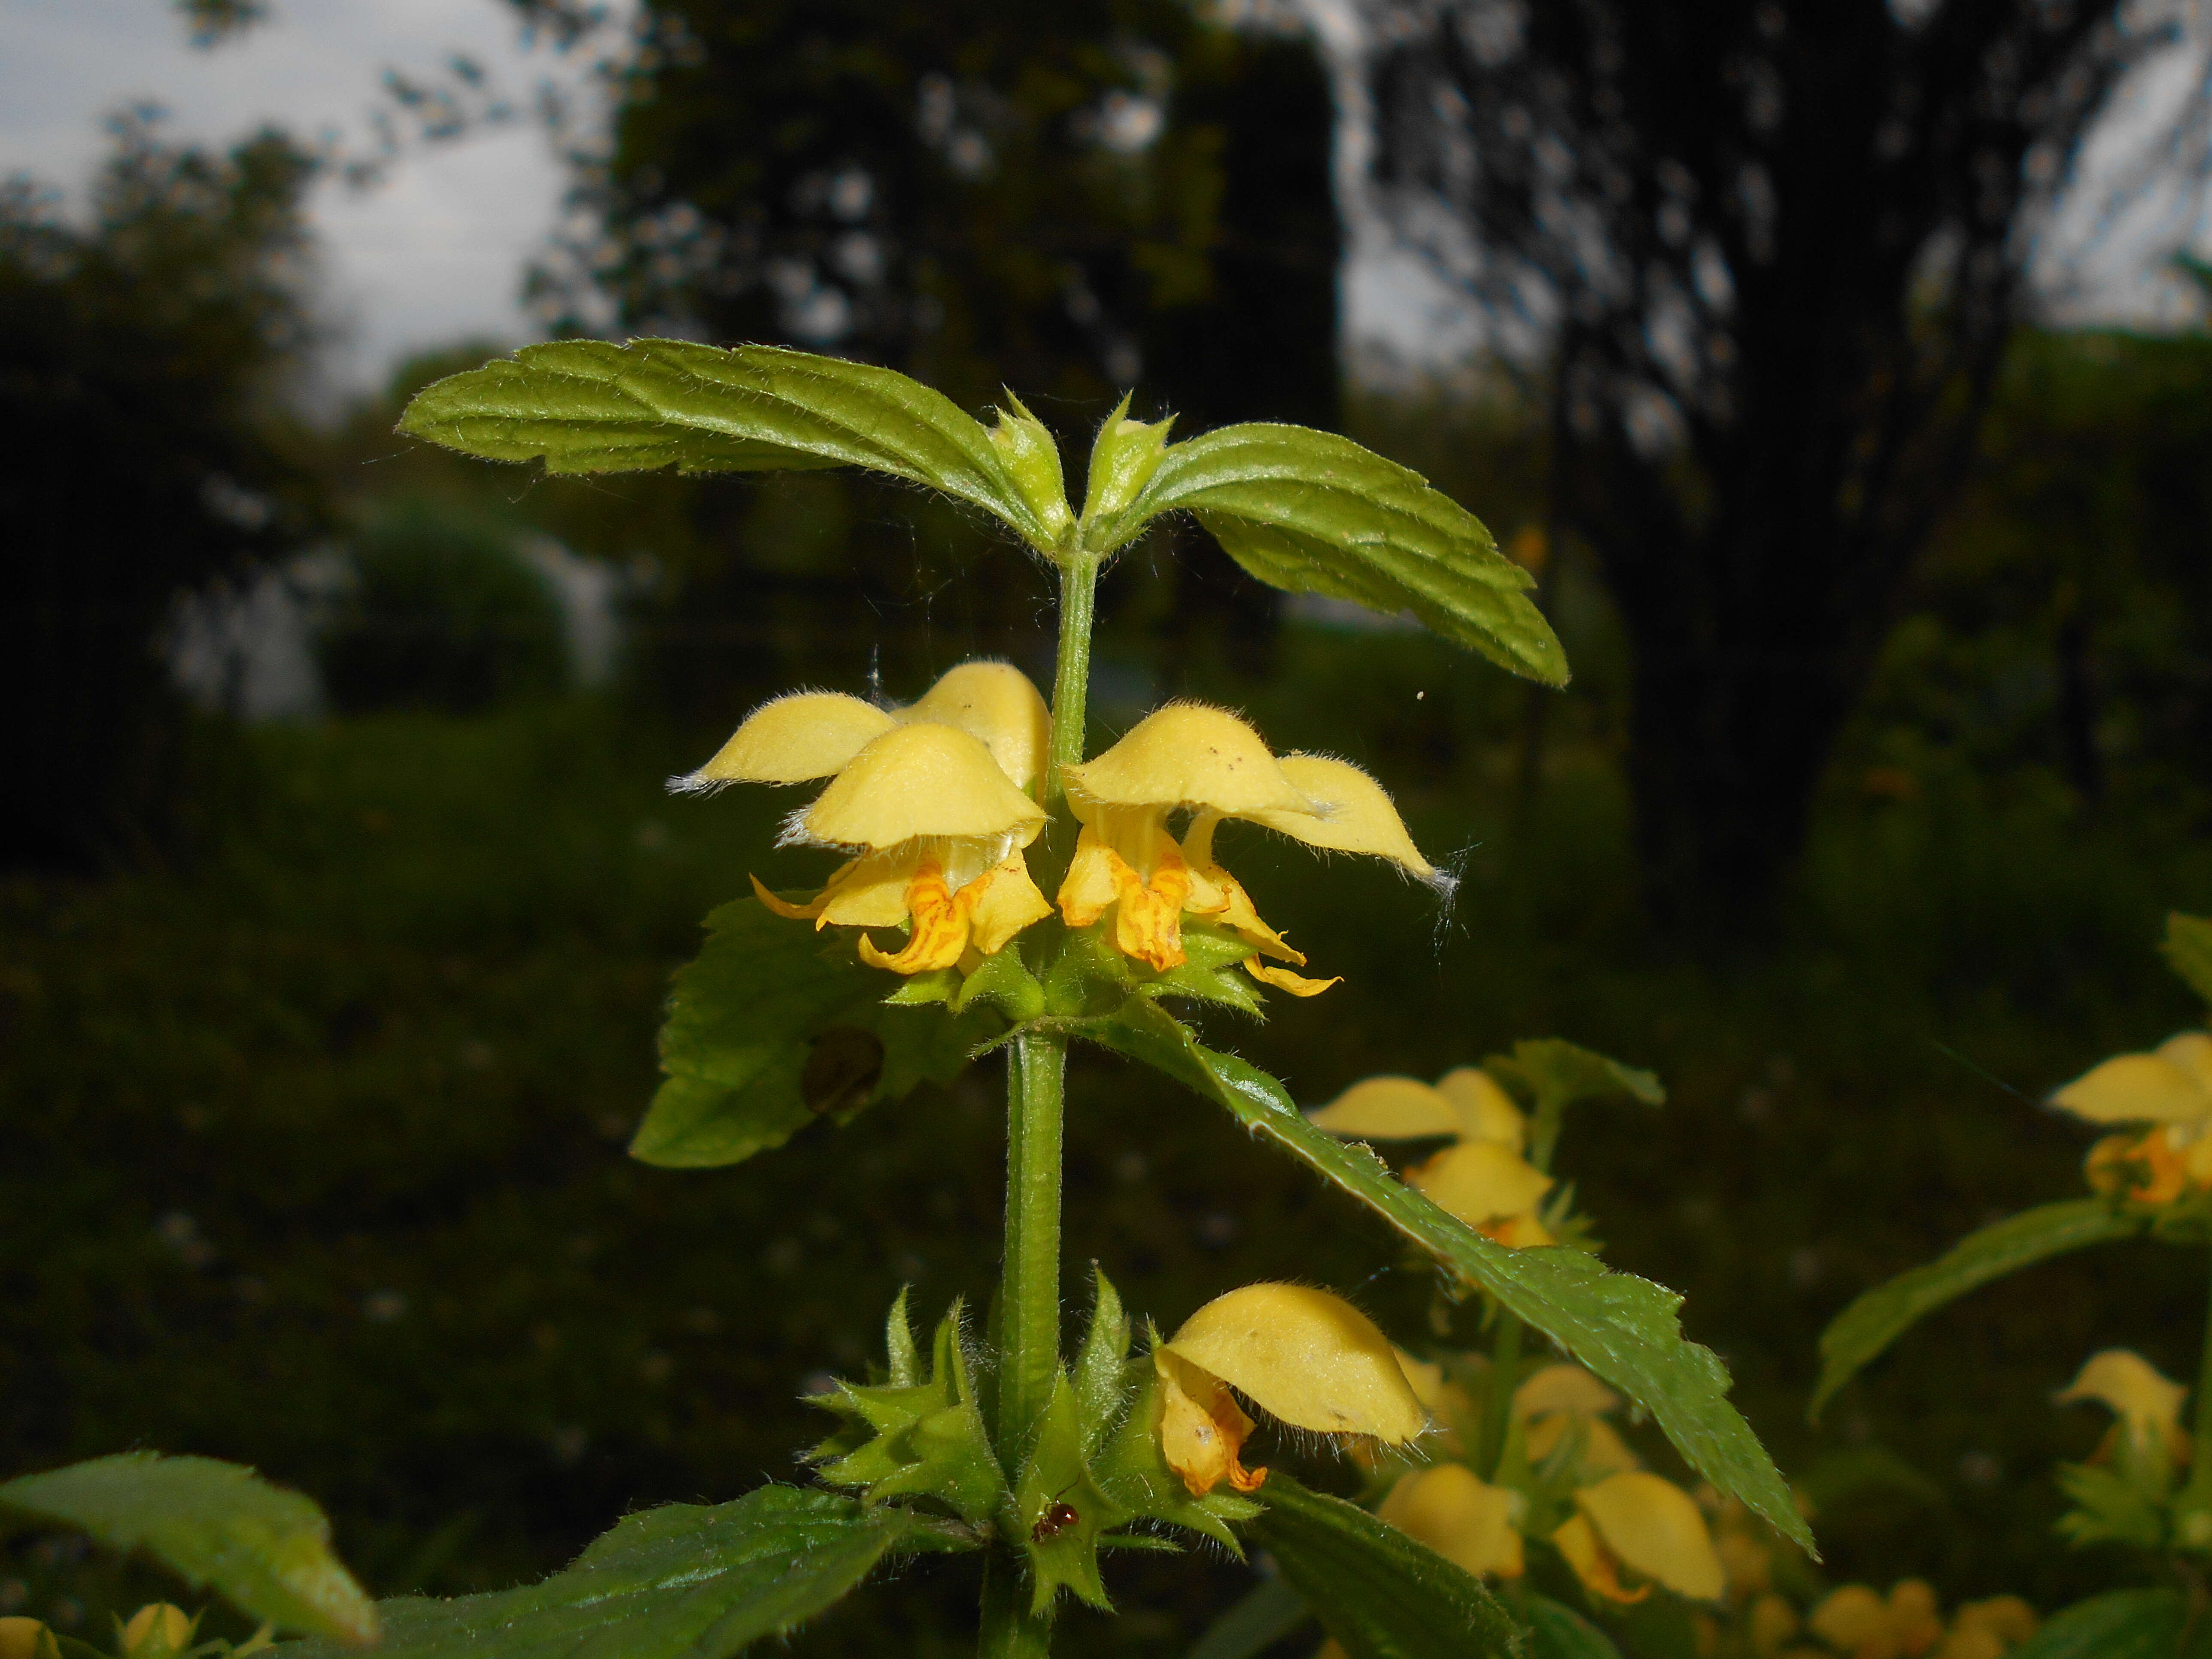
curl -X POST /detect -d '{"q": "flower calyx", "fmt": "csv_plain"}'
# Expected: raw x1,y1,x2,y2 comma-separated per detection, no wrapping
1057,704,1442,996
808,1291,1006,1536
988,392,1074,551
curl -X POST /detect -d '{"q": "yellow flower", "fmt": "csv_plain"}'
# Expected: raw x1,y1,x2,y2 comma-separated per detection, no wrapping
1807,1580,1944,1659
1513,1364,1641,1478
1154,1283,1428,1495
118,1608,194,1659
1308,1067,1526,1149
2051,1033,2212,1202
2055,1348,2191,1466
1377,1465,1526,1578
674,662,1056,974
0,1621,54,1659
1550,1471,1725,1604
1935,1598,2038,1659
1057,704,1441,994
1310,1066,1556,1245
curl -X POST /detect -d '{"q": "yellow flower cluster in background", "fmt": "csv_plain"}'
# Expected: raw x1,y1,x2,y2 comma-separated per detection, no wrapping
2051,1030,2212,1205
1309,1066,1559,1244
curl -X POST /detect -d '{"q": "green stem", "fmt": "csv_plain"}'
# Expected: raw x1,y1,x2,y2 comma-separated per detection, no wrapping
980,1560,1052,1659
997,1030,1066,1456
1043,556,1098,812
1476,1311,1523,1480
2185,1249,2212,1510
978,546,1097,1659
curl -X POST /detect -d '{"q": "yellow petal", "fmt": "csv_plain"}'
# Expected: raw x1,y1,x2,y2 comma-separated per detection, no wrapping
898,661,1050,793
1155,1348,1264,1497
1377,1466,1525,1578
1407,1141,1554,1228
966,853,1053,955
855,859,971,975
2051,1049,2212,1125
1747,1594,1799,1655
1807,1586,1889,1651
120,1608,193,1659
1551,1511,1644,1604
2159,1031,2212,1093
1525,1413,1642,1478
2055,1349,2188,1437
1575,1472,1726,1601
1249,754,1439,880
673,691,896,791
1307,1076,1462,1140
0,1621,52,1659
1513,1364,1621,1422
749,873,827,921
1057,826,1123,928
1888,1581,1943,1652
812,853,920,928
1952,1597,2037,1646
1065,703,1312,817
1181,821,1303,962
1245,957,1340,997
1436,1067,1528,1150
802,723,1046,849
1391,1347,1450,1414
1166,1283,1427,1444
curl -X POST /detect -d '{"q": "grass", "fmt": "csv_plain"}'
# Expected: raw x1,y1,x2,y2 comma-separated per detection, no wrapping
4,637,2209,1651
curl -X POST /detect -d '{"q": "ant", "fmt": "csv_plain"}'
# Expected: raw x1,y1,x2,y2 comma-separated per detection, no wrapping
1029,1481,1081,1542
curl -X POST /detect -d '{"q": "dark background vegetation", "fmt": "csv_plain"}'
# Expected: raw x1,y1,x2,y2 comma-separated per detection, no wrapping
4,0,2212,1652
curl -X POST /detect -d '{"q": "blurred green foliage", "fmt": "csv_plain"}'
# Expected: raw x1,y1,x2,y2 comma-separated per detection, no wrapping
317,500,569,717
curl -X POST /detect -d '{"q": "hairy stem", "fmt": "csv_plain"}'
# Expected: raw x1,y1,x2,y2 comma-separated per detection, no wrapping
980,1560,1053,1659
998,1030,1066,1455
1043,556,1098,811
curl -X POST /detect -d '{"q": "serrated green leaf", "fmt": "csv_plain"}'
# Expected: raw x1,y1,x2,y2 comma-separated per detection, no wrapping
2005,1590,2190,1659
814,1301,1004,1531
279,1488,905,1659
1524,1596,1626,1659
2163,912,2212,1009
1811,1199,2144,1420
1087,423,1565,684
1073,1268,1132,1457
633,897,1000,1168
0,1455,375,1643
1185,1577,1313,1659
1242,1473,1522,1659
1068,998,1811,1552
2054,1461,2168,1549
1014,1373,1121,1612
397,340,1055,550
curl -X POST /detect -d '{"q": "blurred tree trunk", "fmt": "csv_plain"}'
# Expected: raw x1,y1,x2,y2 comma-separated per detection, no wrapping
1369,0,2163,924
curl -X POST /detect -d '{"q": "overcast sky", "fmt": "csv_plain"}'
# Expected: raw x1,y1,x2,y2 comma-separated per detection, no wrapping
3,0,2206,396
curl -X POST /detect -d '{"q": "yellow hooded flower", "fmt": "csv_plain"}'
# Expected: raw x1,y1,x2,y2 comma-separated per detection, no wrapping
673,659,1050,795
1514,1364,1641,1478
1308,1067,1527,1150
2055,1348,2191,1466
2052,1033,2212,1203
1378,1465,1525,1579
1310,1066,1555,1243
1058,705,1441,993
1807,1580,1944,1659
1551,1471,1725,1604
1154,1283,1428,1495
674,662,1055,974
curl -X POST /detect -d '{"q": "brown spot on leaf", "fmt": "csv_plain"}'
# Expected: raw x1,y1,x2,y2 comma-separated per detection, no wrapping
803,1027,884,1116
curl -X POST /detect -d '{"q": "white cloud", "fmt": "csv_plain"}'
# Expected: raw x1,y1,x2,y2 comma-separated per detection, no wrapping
0,0,607,389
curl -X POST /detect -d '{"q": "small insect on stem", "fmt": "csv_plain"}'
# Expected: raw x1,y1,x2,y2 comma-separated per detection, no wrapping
1030,1481,1080,1542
